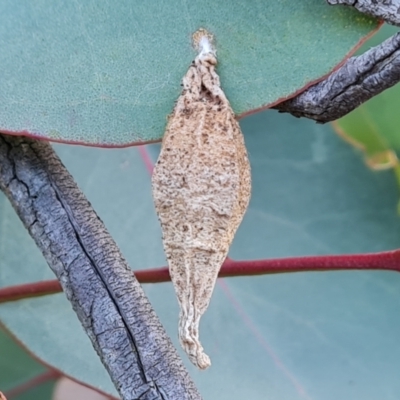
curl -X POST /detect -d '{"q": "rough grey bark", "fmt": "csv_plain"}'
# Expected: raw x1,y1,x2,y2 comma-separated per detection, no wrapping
0,134,202,400
327,0,400,27
274,32,400,122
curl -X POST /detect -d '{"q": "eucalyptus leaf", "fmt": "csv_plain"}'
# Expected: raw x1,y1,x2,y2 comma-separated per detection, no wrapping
0,327,55,399
1,110,400,399
0,0,377,145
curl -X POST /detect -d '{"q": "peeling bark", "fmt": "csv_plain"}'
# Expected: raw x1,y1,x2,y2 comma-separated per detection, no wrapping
0,134,202,400
327,0,400,27
274,32,400,122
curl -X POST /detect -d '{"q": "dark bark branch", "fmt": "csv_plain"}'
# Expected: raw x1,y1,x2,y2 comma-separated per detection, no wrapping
274,31,400,122
0,134,202,400
327,0,400,27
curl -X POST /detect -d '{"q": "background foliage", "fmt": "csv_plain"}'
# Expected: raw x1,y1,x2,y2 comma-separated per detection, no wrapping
2,107,400,398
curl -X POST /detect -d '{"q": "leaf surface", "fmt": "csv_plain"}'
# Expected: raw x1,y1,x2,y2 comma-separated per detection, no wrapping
0,327,56,399
1,111,400,399
0,1,377,146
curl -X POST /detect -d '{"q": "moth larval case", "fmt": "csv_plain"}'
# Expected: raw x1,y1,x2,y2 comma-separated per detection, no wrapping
151,28,251,369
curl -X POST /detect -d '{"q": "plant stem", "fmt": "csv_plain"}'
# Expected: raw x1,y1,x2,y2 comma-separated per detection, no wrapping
1,250,399,304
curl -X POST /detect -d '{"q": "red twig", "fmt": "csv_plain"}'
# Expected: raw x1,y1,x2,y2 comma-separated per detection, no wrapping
1,250,400,304
0,280,62,302
4,369,60,399
220,250,400,275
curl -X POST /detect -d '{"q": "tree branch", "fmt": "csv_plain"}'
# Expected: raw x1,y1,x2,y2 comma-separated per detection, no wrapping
274,31,400,122
327,0,400,27
0,134,201,400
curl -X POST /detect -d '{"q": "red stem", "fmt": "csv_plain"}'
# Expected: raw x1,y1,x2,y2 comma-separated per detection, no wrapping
0,280,62,302
220,250,400,275
4,369,60,399
1,250,399,304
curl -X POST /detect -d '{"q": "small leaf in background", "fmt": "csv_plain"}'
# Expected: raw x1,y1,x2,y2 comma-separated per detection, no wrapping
0,326,56,400
53,378,109,400
0,1,377,146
